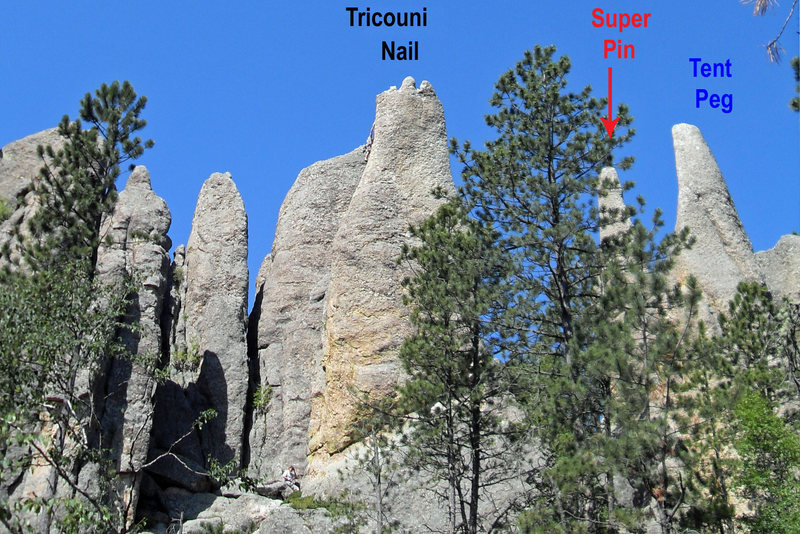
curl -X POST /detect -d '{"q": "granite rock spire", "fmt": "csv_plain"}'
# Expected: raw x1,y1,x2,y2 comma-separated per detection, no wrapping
309,76,455,460
183,172,249,469
671,123,762,318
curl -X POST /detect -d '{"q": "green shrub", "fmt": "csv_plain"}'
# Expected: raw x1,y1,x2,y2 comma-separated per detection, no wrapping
286,491,321,510
0,197,13,223
253,384,274,413
172,341,202,371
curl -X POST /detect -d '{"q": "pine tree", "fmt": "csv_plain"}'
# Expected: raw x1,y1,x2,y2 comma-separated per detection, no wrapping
791,57,800,112
0,81,156,533
0,259,133,532
452,44,630,530
738,0,800,111
447,45,702,532
393,197,528,534
452,45,634,373
686,282,800,532
733,392,800,532
589,216,697,533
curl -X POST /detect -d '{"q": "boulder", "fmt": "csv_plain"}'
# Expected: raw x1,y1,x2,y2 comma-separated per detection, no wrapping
256,505,334,534
147,491,334,534
309,77,454,459
184,172,249,469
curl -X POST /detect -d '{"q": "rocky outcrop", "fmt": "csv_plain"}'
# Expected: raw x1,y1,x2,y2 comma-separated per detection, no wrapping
95,165,172,523
0,129,63,269
756,234,800,302
309,76,454,459
248,77,455,484
140,490,336,534
145,175,249,499
183,172,249,469
0,129,61,201
6,93,799,532
247,148,365,481
671,123,763,323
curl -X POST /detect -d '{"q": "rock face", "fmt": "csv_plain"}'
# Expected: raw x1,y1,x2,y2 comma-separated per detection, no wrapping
309,76,454,458
144,174,250,501
0,128,61,201
0,129,63,269
183,172,249,469
6,96,799,532
95,165,172,523
756,234,800,302
247,77,455,485
247,148,365,481
671,123,763,320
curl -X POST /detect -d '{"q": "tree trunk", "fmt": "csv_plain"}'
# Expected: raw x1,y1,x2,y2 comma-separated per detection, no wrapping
372,431,383,534
604,382,617,533
447,395,458,534
449,465,457,534
39,407,66,534
549,473,569,533
468,324,482,534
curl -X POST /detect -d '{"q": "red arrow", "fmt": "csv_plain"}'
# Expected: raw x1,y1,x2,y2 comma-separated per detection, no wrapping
600,66,619,139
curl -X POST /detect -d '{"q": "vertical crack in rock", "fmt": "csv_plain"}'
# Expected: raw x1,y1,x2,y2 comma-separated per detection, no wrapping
242,280,263,471
163,244,187,367
309,76,455,465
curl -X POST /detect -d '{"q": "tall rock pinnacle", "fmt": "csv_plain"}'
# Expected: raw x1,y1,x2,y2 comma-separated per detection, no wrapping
247,148,365,480
671,123,761,314
597,166,631,243
184,172,249,468
308,76,455,459
95,165,172,525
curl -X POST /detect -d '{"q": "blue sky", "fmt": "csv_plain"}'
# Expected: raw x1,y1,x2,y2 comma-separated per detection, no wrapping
2,1,798,308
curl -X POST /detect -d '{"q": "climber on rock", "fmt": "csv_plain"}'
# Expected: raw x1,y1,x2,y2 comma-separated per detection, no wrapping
363,123,375,162
282,465,300,492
